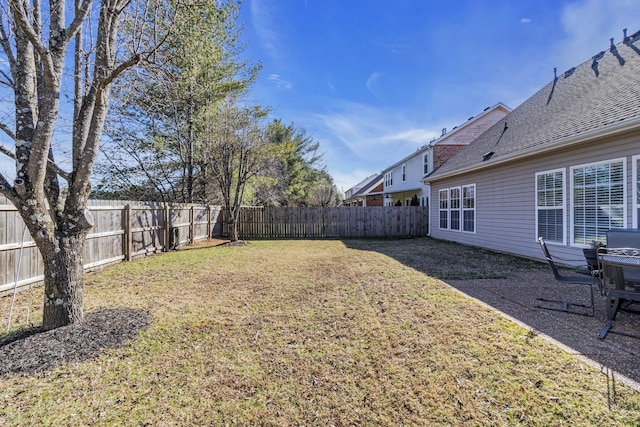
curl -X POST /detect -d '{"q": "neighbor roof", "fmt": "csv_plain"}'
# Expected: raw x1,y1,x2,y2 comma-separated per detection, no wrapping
427,30,640,181
381,102,511,174
352,173,383,197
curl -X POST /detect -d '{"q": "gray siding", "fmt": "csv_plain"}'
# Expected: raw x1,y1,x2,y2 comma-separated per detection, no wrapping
429,130,640,265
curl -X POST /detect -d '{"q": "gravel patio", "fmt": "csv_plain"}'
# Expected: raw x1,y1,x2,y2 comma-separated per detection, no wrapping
446,268,640,392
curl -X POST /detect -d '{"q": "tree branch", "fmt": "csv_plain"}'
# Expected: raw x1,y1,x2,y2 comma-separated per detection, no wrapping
0,70,14,87
64,0,93,44
0,121,16,140
8,0,53,73
0,171,16,197
0,18,16,79
0,142,71,182
0,143,15,159
101,53,141,88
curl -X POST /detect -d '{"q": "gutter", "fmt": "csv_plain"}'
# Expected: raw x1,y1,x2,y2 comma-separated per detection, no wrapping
424,116,640,183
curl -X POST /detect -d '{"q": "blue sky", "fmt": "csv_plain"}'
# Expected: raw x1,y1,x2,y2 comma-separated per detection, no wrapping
238,0,640,194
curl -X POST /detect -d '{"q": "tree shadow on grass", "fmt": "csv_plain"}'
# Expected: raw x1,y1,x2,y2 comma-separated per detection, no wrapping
341,237,546,280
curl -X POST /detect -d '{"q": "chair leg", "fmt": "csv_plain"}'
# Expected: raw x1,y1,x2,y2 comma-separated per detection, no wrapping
599,320,640,340
535,296,594,317
598,297,640,340
607,297,622,321
590,280,595,316
599,321,613,339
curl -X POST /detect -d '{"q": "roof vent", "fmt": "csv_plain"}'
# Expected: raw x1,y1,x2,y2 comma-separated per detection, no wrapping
591,51,605,77
484,106,490,111
610,37,625,65
564,67,576,78
441,128,447,136
626,28,640,44
482,151,494,162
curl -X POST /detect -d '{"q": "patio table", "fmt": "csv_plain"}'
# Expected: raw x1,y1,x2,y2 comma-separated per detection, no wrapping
598,248,640,339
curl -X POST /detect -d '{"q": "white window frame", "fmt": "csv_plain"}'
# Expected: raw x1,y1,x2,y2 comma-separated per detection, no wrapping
423,153,429,175
449,187,461,231
439,189,449,230
535,169,566,245
438,185,474,232
384,171,393,188
570,158,626,247
634,155,640,228
402,164,406,182
462,184,476,234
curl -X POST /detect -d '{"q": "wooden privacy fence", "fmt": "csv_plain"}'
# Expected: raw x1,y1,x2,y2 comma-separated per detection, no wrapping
0,197,223,294
222,206,429,239
1,199,428,294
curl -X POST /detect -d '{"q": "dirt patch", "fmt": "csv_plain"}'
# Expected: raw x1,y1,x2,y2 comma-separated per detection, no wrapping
0,308,152,376
217,240,250,247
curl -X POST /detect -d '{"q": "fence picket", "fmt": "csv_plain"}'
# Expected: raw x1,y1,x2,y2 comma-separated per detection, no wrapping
0,200,428,294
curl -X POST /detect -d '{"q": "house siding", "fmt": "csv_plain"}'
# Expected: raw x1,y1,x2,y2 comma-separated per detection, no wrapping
381,103,510,206
429,130,640,265
388,155,427,193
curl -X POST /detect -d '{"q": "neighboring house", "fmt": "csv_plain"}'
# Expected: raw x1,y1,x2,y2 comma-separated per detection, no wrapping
343,174,384,206
425,30,640,265
381,103,511,206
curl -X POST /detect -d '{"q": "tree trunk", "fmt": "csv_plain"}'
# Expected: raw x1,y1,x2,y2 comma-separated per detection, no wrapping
41,236,86,330
232,219,239,242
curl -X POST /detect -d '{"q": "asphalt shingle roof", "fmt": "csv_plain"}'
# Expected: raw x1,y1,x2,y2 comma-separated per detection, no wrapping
352,173,383,197
428,32,640,180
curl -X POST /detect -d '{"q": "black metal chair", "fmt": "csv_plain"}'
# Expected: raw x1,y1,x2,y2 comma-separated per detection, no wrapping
537,237,595,316
598,241,640,339
606,229,640,284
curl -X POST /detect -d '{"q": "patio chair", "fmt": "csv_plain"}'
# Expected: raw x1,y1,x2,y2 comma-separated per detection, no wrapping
597,231,640,338
536,237,595,316
606,229,640,284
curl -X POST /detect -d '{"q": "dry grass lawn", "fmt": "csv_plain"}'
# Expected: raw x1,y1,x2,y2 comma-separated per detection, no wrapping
1,238,639,425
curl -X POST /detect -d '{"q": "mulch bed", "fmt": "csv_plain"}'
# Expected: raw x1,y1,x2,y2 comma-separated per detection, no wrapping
0,308,152,376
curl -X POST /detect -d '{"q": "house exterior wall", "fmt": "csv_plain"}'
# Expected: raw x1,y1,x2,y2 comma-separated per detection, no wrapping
433,145,464,170
384,150,430,205
365,194,384,206
439,109,510,145
380,104,510,207
386,152,427,193
429,130,640,265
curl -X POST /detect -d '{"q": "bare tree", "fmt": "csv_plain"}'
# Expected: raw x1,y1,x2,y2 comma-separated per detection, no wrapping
0,0,175,330
200,100,271,242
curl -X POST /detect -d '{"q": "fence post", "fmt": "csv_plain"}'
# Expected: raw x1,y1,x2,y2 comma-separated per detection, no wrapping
207,205,211,240
190,205,195,244
163,204,170,251
125,204,132,261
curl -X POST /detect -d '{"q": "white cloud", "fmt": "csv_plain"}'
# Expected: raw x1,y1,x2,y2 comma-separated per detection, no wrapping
295,98,442,191
520,18,531,24
250,0,282,60
554,0,640,70
268,74,293,89
365,72,383,101
380,42,411,55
